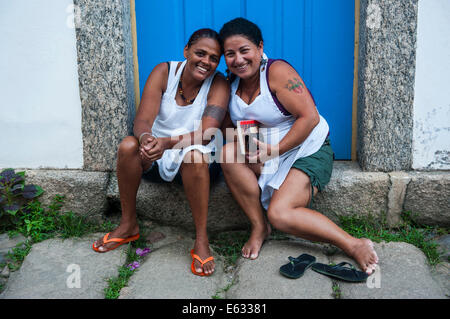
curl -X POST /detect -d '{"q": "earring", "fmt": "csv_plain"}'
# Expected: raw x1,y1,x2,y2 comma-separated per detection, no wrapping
226,69,235,82
260,56,267,71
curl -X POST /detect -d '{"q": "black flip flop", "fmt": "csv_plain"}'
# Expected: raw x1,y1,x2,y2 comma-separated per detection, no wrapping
279,253,316,279
311,261,369,282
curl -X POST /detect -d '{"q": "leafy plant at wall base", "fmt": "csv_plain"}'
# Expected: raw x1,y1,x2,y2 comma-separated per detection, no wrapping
0,168,43,219
18,199,59,242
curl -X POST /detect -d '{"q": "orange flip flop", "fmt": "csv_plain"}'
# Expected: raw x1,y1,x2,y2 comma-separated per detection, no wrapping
92,233,140,253
190,249,214,276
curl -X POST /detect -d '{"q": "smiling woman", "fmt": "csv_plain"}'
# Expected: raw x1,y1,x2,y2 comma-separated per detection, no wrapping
219,17,379,275
92,28,230,279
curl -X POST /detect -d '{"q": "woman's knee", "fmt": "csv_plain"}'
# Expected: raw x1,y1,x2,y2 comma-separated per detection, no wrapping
183,150,208,164
181,150,209,174
267,203,291,230
220,142,241,173
118,136,139,157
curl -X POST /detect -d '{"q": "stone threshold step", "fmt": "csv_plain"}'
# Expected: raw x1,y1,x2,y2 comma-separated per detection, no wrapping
9,162,449,232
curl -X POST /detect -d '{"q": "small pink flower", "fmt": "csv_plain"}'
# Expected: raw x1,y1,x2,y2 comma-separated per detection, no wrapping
127,261,140,270
136,247,151,257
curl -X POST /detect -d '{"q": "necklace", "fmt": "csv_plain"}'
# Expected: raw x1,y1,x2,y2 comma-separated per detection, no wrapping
238,78,260,104
178,78,200,104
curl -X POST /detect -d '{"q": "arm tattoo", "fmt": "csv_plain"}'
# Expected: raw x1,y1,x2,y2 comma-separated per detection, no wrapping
202,105,226,123
284,77,304,94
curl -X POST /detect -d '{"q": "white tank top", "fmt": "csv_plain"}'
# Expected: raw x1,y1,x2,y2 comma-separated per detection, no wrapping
151,60,217,181
229,53,329,209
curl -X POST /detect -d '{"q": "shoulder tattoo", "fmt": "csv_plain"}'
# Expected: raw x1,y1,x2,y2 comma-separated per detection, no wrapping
285,77,304,94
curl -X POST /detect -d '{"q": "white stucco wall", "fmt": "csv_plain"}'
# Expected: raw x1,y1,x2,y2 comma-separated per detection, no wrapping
0,0,83,169
412,0,450,170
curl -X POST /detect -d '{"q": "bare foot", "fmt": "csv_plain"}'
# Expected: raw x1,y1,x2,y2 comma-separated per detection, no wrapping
94,224,139,252
192,239,215,275
242,223,271,260
348,238,379,274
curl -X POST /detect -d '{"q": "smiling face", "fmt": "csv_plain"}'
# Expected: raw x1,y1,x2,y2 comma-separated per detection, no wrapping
183,37,221,81
223,35,263,80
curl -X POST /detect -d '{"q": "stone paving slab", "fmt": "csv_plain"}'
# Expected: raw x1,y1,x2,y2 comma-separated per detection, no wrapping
144,225,194,251
1,227,448,299
226,239,334,299
430,262,450,297
120,239,231,299
0,233,127,299
330,242,447,299
0,233,27,265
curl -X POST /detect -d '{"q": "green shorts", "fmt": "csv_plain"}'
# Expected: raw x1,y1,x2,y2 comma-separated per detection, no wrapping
291,137,334,203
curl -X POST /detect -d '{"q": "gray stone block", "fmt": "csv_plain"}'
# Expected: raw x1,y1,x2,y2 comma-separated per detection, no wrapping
107,162,391,231
387,171,411,227
73,0,136,171
333,242,446,299
357,0,418,171
430,262,450,297
12,163,448,235
312,162,390,222
0,234,127,299
404,171,450,226
226,240,333,299
106,173,250,232
121,239,230,299
24,169,109,222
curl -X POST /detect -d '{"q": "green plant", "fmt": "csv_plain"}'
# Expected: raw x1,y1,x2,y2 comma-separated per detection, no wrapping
212,280,235,299
211,231,250,267
332,281,341,299
0,169,43,221
338,212,446,266
12,194,98,242
16,196,67,242
17,199,58,242
104,265,135,299
104,240,152,299
57,211,90,238
6,240,32,271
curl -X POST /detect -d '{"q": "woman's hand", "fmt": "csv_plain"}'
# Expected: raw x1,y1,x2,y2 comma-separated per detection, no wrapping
139,137,170,162
246,138,280,163
139,135,156,163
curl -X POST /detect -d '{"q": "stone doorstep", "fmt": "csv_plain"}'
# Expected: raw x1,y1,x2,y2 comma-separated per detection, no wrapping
11,163,450,231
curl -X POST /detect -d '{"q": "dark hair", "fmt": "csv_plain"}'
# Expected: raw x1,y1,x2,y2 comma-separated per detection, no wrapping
186,28,222,53
219,17,263,47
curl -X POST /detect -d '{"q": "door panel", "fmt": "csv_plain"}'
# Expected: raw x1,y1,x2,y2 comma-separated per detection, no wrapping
135,0,355,159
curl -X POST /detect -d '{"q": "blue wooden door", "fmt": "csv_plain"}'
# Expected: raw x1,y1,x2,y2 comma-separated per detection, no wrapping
135,0,355,159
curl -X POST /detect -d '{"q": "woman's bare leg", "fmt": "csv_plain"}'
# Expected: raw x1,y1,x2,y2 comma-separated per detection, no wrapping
94,136,151,251
267,168,378,274
180,150,215,275
220,142,271,260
